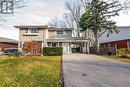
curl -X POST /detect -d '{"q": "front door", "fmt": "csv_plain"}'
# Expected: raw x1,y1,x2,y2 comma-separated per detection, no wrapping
62,43,68,53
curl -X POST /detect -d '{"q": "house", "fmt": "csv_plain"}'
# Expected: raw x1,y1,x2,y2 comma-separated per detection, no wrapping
100,26,130,49
0,37,18,52
15,25,90,53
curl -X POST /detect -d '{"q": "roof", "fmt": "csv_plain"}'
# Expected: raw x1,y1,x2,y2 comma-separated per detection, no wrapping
117,26,130,28
48,27,73,31
14,25,73,30
14,25,48,29
0,37,18,44
99,26,130,43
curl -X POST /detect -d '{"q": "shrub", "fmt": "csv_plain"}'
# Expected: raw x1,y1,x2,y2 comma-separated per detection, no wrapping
8,51,21,57
116,48,130,58
43,47,63,56
23,41,41,55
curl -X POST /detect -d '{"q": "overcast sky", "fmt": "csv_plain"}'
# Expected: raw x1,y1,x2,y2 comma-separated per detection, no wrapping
0,0,130,40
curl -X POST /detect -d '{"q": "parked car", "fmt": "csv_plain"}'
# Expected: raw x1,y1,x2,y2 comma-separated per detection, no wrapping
5,48,18,53
0,52,9,56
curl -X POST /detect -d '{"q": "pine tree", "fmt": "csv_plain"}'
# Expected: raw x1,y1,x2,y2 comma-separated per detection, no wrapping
79,0,122,54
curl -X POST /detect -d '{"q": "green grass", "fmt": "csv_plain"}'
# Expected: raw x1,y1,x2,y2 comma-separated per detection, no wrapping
0,56,61,87
100,55,130,63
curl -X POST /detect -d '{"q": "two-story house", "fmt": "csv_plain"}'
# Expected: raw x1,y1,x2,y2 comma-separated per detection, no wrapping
15,25,89,53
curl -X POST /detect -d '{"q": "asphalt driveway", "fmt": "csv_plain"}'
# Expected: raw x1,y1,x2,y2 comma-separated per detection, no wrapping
63,54,130,87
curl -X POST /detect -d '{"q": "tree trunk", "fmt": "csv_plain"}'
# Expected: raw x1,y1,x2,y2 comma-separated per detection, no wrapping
95,32,100,54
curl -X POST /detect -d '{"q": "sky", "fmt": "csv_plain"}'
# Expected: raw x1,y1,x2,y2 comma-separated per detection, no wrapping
0,0,130,40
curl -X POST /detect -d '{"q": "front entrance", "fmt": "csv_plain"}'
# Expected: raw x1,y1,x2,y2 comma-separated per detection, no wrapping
47,41,89,54
71,43,81,53
71,42,87,53
62,43,68,53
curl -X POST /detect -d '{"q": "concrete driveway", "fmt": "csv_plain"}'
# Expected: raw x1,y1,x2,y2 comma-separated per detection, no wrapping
63,54,130,87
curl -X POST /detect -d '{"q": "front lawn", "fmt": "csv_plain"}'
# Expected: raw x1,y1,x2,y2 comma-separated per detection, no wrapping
100,55,130,63
0,56,61,87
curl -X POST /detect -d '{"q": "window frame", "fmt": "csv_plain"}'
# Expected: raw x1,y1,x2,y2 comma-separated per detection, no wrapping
26,28,39,34
57,31,64,35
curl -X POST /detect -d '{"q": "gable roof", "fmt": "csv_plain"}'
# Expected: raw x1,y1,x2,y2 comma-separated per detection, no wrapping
0,37,18,44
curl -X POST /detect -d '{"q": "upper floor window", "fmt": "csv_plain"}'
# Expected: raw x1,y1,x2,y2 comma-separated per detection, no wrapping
57,31,64,35
26,28,39,34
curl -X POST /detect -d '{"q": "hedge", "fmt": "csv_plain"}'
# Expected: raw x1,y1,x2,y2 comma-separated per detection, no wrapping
43,47,63,56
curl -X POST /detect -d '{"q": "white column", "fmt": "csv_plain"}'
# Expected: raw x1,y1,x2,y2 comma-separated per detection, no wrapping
42,41,44,47
58,42,59,47
87,41,90,54
69,42,72,53
67,43,70,53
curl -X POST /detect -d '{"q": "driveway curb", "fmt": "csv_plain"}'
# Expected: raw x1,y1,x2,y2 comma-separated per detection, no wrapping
60,56,64,87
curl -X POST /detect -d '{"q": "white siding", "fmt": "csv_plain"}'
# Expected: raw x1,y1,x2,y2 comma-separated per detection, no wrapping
99,27,130,43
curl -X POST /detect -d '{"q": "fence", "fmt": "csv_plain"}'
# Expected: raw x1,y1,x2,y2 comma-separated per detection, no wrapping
90,47,116,55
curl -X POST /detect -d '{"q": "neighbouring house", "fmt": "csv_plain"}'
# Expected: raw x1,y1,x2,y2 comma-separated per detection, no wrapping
99,26,130,54
100,39,130,49
0,37,18,52
15,25,90,53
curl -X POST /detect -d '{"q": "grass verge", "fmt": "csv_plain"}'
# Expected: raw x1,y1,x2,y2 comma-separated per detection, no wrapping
100,55,130,63
0,56,61,87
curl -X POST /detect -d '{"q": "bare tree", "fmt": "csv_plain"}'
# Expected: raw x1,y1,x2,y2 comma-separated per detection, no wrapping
65,0,84,37
48,17,62,28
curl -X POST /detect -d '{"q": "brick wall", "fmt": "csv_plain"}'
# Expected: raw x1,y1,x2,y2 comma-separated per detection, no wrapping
0,42,18,52
100,39,130,49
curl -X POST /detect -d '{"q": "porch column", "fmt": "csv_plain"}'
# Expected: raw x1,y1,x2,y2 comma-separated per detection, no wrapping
67,42,70,53
57,42,60,47
86,41,90,54
69,42,72,53
42,41,44,48
82,42,86,54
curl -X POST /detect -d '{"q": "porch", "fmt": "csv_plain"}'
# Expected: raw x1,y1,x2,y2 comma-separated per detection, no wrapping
46,38,90,53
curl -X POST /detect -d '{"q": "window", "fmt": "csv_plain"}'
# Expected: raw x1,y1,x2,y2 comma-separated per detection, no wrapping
52,43,57,47
26,28,39,34
57,31,64,35
48,42,52,47
59,42,62,47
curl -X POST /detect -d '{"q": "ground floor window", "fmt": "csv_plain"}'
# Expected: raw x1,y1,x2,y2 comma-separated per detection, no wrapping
47,42,62,47
48,42,52,47
52,43,57,47
59,42,62,47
